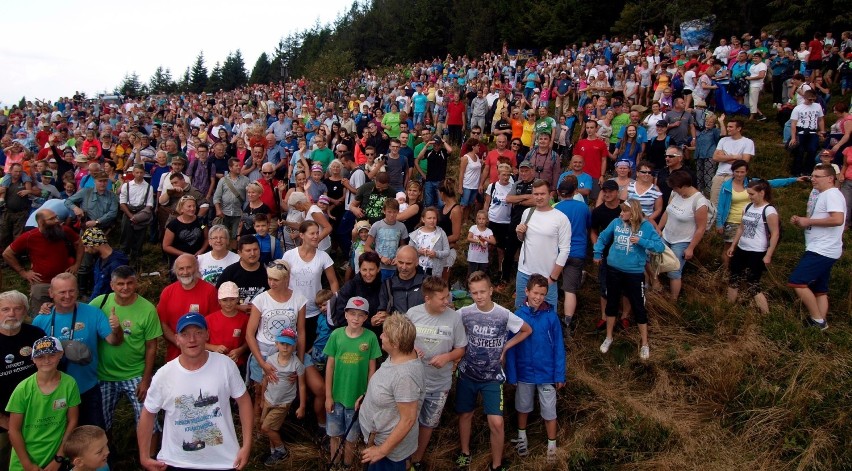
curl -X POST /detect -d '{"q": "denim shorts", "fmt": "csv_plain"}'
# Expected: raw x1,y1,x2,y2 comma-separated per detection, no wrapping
327,402,361,442
664,240,691,280
418,390,449,428
460,188,479,206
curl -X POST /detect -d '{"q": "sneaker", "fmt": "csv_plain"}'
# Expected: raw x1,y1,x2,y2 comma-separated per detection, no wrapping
561,317,574,339
620,318,631,331
410,462,424,471
595,318,607,332
639,345,650,360
547,446,558,463
511,436,529,456
600,337,613,353
805,317,828,331
756,114,767,121
264,447,289,466
455,452,472,469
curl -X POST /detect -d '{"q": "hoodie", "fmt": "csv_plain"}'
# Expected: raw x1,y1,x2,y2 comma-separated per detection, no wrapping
593,219,664,274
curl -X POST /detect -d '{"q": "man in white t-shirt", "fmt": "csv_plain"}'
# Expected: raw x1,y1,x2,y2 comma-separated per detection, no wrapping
788,164,846,330
138,313,253,470
713,39,732,62
515,179,571,308
711,119,755,205
789,90,826,177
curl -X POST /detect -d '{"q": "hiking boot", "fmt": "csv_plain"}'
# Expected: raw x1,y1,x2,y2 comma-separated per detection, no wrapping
454,452,472,470
547,446,558,463
264,447,289,466
639,345,650,360
561,316,574,339
805,317,828,331
594,318,607,332
511,436,529,456
600,337,613,354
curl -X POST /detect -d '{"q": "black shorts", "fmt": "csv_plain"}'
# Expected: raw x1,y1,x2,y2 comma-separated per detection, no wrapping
729,246,767,293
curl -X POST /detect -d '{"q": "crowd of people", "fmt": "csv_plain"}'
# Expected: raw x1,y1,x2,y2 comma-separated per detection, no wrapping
0,23,850,471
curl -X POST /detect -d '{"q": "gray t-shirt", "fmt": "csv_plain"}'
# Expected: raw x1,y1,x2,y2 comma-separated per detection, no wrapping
359,358,424,462
263,353,305,406
405,304,468,393
368,220,409,270
457,303,524,382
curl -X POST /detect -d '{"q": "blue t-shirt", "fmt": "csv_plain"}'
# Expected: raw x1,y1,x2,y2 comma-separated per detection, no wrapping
413,93,428,113
33,303,113,393
554,199,591,258
558,171,594,203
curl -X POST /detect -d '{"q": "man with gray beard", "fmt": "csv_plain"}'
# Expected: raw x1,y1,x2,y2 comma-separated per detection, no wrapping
0,290,46,469
3,209,83,315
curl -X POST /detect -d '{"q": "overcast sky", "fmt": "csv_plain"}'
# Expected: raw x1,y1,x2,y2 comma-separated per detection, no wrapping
0,0,354,105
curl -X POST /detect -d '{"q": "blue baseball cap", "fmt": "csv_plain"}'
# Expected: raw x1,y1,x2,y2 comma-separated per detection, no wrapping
176,313,207,333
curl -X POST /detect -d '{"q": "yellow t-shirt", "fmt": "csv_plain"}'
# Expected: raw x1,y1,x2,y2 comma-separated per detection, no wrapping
728,189,750,224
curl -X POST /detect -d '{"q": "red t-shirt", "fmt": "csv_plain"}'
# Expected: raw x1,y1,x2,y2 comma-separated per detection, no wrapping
808,40,824,61
484,149,517,183
9,227,78,281
446,101,466,126
574,138,609,179
206,310,249,366
157,280,220,361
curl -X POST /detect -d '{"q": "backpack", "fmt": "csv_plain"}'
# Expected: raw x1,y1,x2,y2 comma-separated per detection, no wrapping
744,202,780,243
692,193,716,232
671,73,684,93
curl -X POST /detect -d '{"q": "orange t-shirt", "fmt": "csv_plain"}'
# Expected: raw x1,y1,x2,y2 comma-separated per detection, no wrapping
511,119,524,140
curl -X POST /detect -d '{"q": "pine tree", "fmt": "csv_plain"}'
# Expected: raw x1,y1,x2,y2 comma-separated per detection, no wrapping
206,62,223,93
118,72,143,97
189,52,208,94
149,66,175,94
249,52,272,85
222,50,248,90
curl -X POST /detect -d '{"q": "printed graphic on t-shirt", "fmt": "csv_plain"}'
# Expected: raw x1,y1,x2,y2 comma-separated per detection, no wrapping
261,308,297,342
174,389,225,452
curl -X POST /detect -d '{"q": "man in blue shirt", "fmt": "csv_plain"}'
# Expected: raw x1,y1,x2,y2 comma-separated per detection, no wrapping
553,176,591,338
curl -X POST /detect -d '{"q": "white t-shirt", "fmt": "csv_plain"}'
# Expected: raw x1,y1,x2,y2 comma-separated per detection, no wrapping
144,352,247,470
791,102,824,132
344,168,367,210
517,208,571,276
197,251,240,285
737,203,778,252
281,248,334,318
410,228,442,270
663,192,708,244
251,290,308,356
263,353,305,405
805,187,846,258
486,181,513,224
684,70,697,91
714,136,756,175
306,205,331,252
467,225,493,264
748,62,767,88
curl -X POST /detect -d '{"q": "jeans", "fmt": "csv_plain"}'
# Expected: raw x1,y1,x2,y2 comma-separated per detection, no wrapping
515,271,558,308
424,180,442,208
336,210,357,260
792,132,819,176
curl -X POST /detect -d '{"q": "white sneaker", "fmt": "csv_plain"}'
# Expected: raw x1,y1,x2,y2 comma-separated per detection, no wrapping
600,337,613,353
639,345,650,360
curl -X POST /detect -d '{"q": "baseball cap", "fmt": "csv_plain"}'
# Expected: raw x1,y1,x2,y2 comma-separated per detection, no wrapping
317,195,331,205
81,227,108,247
518,160,533,169
176,313,208,333
32,336,63,358
275,328,297,345
345,296,370,313
655,118,669,127
218,281,239,300
311,164,323,173
601,180,620,191
41,170,54,178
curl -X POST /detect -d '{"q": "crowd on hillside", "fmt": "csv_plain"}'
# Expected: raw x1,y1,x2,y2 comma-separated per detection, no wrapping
0,24,850,471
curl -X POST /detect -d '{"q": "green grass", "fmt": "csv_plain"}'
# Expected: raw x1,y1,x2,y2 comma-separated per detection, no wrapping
4,89,852,470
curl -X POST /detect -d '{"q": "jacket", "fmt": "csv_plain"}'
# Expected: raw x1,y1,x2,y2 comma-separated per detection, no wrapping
407,227,450,275
505,301,566,385
331,274,382,331
716,176,798,228
593,219,664,274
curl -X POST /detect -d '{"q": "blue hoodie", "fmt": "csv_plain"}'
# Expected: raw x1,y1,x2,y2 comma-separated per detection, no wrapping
593,219,664,274
506,301,566,385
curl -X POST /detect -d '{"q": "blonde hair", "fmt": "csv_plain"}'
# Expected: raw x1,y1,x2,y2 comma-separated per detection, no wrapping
266,259,291,280
65,425,107,461
382,313,417,354
621,199,645,233
246,182,264,195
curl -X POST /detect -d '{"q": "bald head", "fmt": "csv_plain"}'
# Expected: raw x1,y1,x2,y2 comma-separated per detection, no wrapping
395,246,418,280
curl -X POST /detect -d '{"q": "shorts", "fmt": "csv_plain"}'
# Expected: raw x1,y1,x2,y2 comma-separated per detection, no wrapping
363,456,407,471
515,382,558,421
467,262,489,280
723,222,740,243
327,402,361,442
248,354,264,383
260,401,292,431
664,240,690,280
304,348,327,373
418,390,449,428
729,247,767,293
460,188,479,206
455,375,503,416
561,257,585,293
787,251,837,295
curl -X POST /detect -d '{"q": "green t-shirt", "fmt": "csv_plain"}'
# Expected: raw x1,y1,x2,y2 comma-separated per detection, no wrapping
382,113,401,138
323,327,381,408
414,142,428,175
6,373,81,470
91,294,163,382
534,116,557,140
610,113,631,144
311,147,334,172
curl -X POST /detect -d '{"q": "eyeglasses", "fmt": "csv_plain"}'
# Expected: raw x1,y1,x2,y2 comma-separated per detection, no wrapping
638,170,653,174
261,171,274,175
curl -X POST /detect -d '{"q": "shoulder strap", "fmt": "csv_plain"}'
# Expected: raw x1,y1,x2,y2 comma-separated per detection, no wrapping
224,177,244,205
99,293,111,310
385,278,394,314
523,207,535,224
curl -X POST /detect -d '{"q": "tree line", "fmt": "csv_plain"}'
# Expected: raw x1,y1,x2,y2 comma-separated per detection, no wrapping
115,0,850,97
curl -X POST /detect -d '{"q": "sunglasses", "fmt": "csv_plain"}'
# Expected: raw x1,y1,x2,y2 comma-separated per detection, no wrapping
638,170,653,174
262,171,274,175
267,262,289,271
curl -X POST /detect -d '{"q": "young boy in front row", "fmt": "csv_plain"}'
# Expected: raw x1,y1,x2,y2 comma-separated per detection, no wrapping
7,337,81,471
260,328,306,466
64,425,109,471
323,296,382,469
505,274,566,463
455,272,532,471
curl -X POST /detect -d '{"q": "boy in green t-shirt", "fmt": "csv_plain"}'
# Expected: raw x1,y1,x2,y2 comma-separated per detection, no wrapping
6,336,81,471
323,296,381,468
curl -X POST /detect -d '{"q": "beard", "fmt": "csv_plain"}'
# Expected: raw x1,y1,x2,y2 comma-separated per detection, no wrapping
0,319,23,332
42,224,65,242
178,275,195,287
